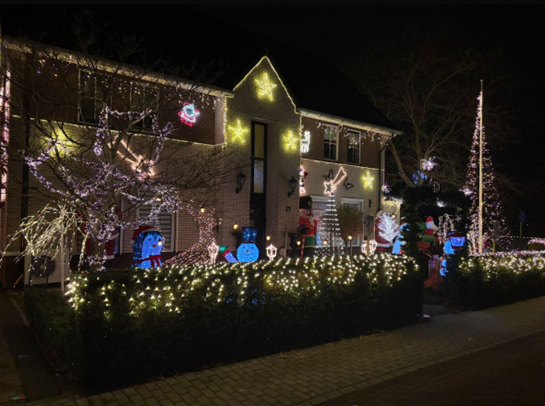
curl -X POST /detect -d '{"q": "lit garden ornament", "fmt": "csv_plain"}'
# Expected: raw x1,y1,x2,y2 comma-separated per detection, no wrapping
254,72,277,101
299,166,308,195
266,244,277,261
228,119,249,144
362,240,378,256
237,227,260,263
362,171,374,189
132,226,164,269
178,102,200,127
323,167,347,196
208,243,219,264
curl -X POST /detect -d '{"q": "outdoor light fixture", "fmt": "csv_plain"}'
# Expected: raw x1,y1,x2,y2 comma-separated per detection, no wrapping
266,235,271,241
287,176,297,197
200,206,206,213
296,240,301,246
233,223,239,230
348,235,352,241
236,171,246,194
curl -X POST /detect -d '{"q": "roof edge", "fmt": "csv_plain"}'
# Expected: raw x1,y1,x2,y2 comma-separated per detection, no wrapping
2,36,235,98
297,108,402,136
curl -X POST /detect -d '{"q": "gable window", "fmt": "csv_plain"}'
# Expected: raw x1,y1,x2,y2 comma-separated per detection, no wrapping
323,126,338,160
347,132,361,164
78,70,111,123
137,205,176,252
130,83,160,130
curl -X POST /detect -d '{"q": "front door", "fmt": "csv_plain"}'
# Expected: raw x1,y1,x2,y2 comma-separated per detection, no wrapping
250,122,267,258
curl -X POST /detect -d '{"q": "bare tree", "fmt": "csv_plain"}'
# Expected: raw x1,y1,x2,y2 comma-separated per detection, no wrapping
1,10,246,269
342,26,522,197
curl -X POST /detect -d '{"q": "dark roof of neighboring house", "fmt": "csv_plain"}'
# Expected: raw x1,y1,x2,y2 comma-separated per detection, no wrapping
0,5,399,132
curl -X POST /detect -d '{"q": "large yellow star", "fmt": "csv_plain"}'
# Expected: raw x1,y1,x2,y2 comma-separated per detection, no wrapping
283,130,298,152
362,171,374,189
228,119,249,144
255,72,277,102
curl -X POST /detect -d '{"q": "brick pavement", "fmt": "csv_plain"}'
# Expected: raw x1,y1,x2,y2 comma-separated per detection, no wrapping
16,295,545,406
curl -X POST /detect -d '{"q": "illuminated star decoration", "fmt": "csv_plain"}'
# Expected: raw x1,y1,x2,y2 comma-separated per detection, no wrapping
323,167,347,196
362,171,374,189
228,119,249,144
283,130,298,152
254,72,277,101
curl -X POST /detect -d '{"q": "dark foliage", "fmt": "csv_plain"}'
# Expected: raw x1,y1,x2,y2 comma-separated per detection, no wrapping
24,259,422,392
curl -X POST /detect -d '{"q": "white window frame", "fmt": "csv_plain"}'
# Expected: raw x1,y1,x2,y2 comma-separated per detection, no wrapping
136,205,176,252
347,131,361,164
323,126,339,161
130,82,160,131
341,197,364,247
77,69,112,124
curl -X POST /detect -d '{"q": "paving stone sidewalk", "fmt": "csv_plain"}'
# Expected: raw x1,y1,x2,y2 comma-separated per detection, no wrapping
21,295,545,406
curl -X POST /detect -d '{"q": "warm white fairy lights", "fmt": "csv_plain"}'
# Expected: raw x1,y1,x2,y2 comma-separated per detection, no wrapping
65,254,417,314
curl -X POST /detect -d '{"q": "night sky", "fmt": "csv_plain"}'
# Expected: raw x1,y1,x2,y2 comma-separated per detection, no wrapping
2,5,545,235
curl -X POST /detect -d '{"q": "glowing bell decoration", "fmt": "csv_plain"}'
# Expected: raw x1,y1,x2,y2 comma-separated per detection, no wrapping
266,244,277,261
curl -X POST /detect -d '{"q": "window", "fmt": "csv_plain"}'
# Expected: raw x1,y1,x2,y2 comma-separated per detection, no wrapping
130,83,160,130
311,196,329,248
323,126,338,160
137,205,176,252
342,198,364,247
347,132,361,164
78,70,111,123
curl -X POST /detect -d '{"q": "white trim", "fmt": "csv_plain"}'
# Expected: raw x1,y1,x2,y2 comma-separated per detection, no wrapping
297,108,401,136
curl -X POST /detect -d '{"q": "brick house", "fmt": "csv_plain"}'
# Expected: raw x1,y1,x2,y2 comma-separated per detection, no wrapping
0,35,401,287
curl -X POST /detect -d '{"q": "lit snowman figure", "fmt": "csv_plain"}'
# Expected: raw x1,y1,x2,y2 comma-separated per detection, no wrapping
132,226,164,269
237,227,260,263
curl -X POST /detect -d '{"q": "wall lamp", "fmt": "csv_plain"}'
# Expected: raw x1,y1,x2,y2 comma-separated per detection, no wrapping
287,176,297,197
236,171,246,194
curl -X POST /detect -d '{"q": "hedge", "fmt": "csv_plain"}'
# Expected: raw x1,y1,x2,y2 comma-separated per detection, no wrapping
25,254,422,391
444,252,545,310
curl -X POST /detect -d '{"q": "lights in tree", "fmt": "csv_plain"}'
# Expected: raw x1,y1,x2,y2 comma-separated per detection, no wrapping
421,156,437,171
463,90,507,253
300,130,310,154
266,244,277,261
254,72,277,101
178,102,200,127
323,167,347,196
228,119,249,144
283,129,299,152
362,171,374,189
0,70,11,208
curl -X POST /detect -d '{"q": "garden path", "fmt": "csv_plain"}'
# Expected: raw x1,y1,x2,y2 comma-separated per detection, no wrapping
14,294,545,406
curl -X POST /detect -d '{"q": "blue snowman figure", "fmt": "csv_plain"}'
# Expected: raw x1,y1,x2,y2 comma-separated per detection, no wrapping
132,225,164,269
237,227,260,263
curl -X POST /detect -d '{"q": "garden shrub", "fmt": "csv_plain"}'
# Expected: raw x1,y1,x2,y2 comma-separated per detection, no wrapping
25,254,421,391
445,253,545,310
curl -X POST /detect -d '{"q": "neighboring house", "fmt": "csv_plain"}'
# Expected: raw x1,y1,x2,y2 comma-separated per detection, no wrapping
0,34,401,286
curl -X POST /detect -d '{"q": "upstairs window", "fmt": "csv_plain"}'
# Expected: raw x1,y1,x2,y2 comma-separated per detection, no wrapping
78,70,111,123
130,83,160,130
323,126,338,161
347,132,361,164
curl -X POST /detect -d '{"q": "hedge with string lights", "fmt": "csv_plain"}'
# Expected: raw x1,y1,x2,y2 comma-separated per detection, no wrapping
25,254,421,391
444,252,545,310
